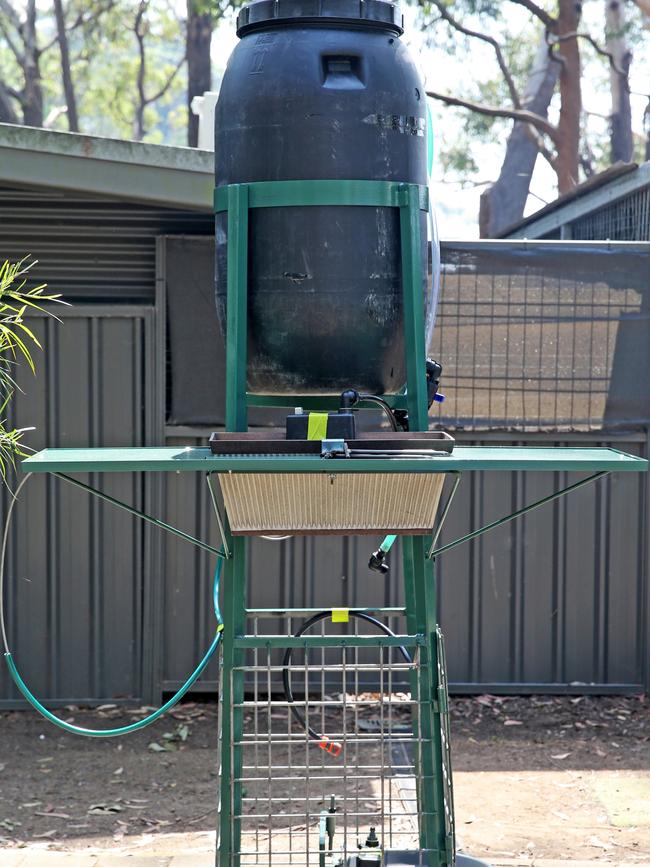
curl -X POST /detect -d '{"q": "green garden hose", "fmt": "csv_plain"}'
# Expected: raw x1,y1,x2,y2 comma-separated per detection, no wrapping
1,473,224,737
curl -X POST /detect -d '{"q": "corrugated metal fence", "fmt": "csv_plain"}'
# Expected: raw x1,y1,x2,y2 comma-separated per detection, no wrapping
0,217,647,705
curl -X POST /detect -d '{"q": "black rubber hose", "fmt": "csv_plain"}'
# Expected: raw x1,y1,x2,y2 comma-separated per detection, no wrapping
358,394,399,431
281,610,412,743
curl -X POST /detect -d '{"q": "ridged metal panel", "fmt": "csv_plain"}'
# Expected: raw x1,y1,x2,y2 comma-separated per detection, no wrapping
435,434,647,692
161,435,648,694
0,307,156,707
0,186,212,301
218,472,445,534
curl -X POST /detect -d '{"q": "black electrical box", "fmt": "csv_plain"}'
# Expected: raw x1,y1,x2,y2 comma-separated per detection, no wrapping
285,410,356,440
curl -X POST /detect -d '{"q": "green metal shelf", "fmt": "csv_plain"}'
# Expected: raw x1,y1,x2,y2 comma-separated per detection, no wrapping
22,446,647,475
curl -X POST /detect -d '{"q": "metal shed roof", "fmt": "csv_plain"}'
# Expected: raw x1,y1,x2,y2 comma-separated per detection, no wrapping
0,123,213,211
501,161,650,239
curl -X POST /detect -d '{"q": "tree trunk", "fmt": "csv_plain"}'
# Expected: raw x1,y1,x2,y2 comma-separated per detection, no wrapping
0,81,19,124
133,1,148,141
186,1,212,147
53,0,79,132
606,0,633,162
554,0,582,193
21,0,43,127
479,38,560,237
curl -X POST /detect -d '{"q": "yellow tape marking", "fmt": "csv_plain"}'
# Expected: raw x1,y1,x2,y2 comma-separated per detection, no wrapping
331,608,349,623
307,412,329,440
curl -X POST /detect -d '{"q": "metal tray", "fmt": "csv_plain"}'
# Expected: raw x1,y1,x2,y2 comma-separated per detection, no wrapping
208,429,455,455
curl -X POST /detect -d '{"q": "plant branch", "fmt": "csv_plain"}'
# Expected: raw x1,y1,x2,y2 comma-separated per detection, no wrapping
508,0,556,28
549,30,630,83
429,0,521,108
144,53,186,105
3,83,21,101
39,32,61,54
0,13,24,64
134,1,147,115
631,0,650,17
0,81,19,123
425,89,559,143
0,0,21,33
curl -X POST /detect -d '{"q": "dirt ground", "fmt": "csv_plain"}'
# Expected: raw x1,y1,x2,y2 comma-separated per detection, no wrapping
0,694,648,864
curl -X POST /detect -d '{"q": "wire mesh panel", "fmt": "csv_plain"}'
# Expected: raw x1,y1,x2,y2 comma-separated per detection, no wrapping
217,611,450,866
570,187,650,242
430,241,650,432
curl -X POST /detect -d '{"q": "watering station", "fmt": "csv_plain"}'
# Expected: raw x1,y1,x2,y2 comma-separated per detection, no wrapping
2,1,647,865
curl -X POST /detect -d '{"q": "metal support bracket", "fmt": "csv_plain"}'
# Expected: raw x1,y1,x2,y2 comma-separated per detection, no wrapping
428,470,609,559
427,472,462,558
206,473,232,559
50,471,226,559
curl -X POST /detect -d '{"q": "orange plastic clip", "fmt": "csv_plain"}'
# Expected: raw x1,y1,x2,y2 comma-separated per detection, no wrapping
318,736,342,758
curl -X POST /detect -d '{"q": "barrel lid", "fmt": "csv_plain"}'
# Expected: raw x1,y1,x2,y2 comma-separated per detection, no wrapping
236,0,404,37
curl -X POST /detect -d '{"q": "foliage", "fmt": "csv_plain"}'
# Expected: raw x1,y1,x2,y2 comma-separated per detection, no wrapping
0,0,244,144
415,0,649,194
0,259,61,480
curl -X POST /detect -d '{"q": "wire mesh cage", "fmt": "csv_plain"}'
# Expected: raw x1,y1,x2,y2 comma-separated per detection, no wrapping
217,611,454,866
431,241,650,432
570,187,650,242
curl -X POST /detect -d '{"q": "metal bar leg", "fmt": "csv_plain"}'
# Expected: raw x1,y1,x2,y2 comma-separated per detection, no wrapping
404,537,450,865
217,535,247,867
225,184,249,433
400,184,429,431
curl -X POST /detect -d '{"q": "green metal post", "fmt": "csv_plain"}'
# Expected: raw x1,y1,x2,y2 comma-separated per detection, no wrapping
217,535,247,867
225,184,249,433
403,547,449,865
399,184,450,863
423,551,453,865
220,182,250,866
399,183,429,431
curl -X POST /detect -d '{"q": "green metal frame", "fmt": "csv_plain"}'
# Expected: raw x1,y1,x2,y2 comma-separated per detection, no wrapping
23,446,646,475
216,176,446,865
214,179,430,421
19,178,649,867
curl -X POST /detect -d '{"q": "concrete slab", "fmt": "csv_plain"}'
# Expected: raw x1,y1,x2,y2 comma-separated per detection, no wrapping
167,858,212,867
590,769,650,828
0,854,28,867
453,768,650,863
0,856,98,866
0,855,646,867
94,858,170,867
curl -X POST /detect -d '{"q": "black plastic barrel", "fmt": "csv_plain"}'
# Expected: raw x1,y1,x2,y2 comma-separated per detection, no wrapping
215,0,432,395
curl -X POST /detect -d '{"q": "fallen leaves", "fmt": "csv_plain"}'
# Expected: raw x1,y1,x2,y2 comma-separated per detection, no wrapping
0,819,20,832
87,803,123,816
148,723,191,753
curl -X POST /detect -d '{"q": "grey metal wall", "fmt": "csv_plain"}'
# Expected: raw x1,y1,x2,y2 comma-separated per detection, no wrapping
0,184,211,301
0,306,158,707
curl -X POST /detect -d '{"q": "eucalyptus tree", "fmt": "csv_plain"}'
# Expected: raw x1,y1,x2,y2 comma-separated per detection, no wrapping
416,0,647,235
